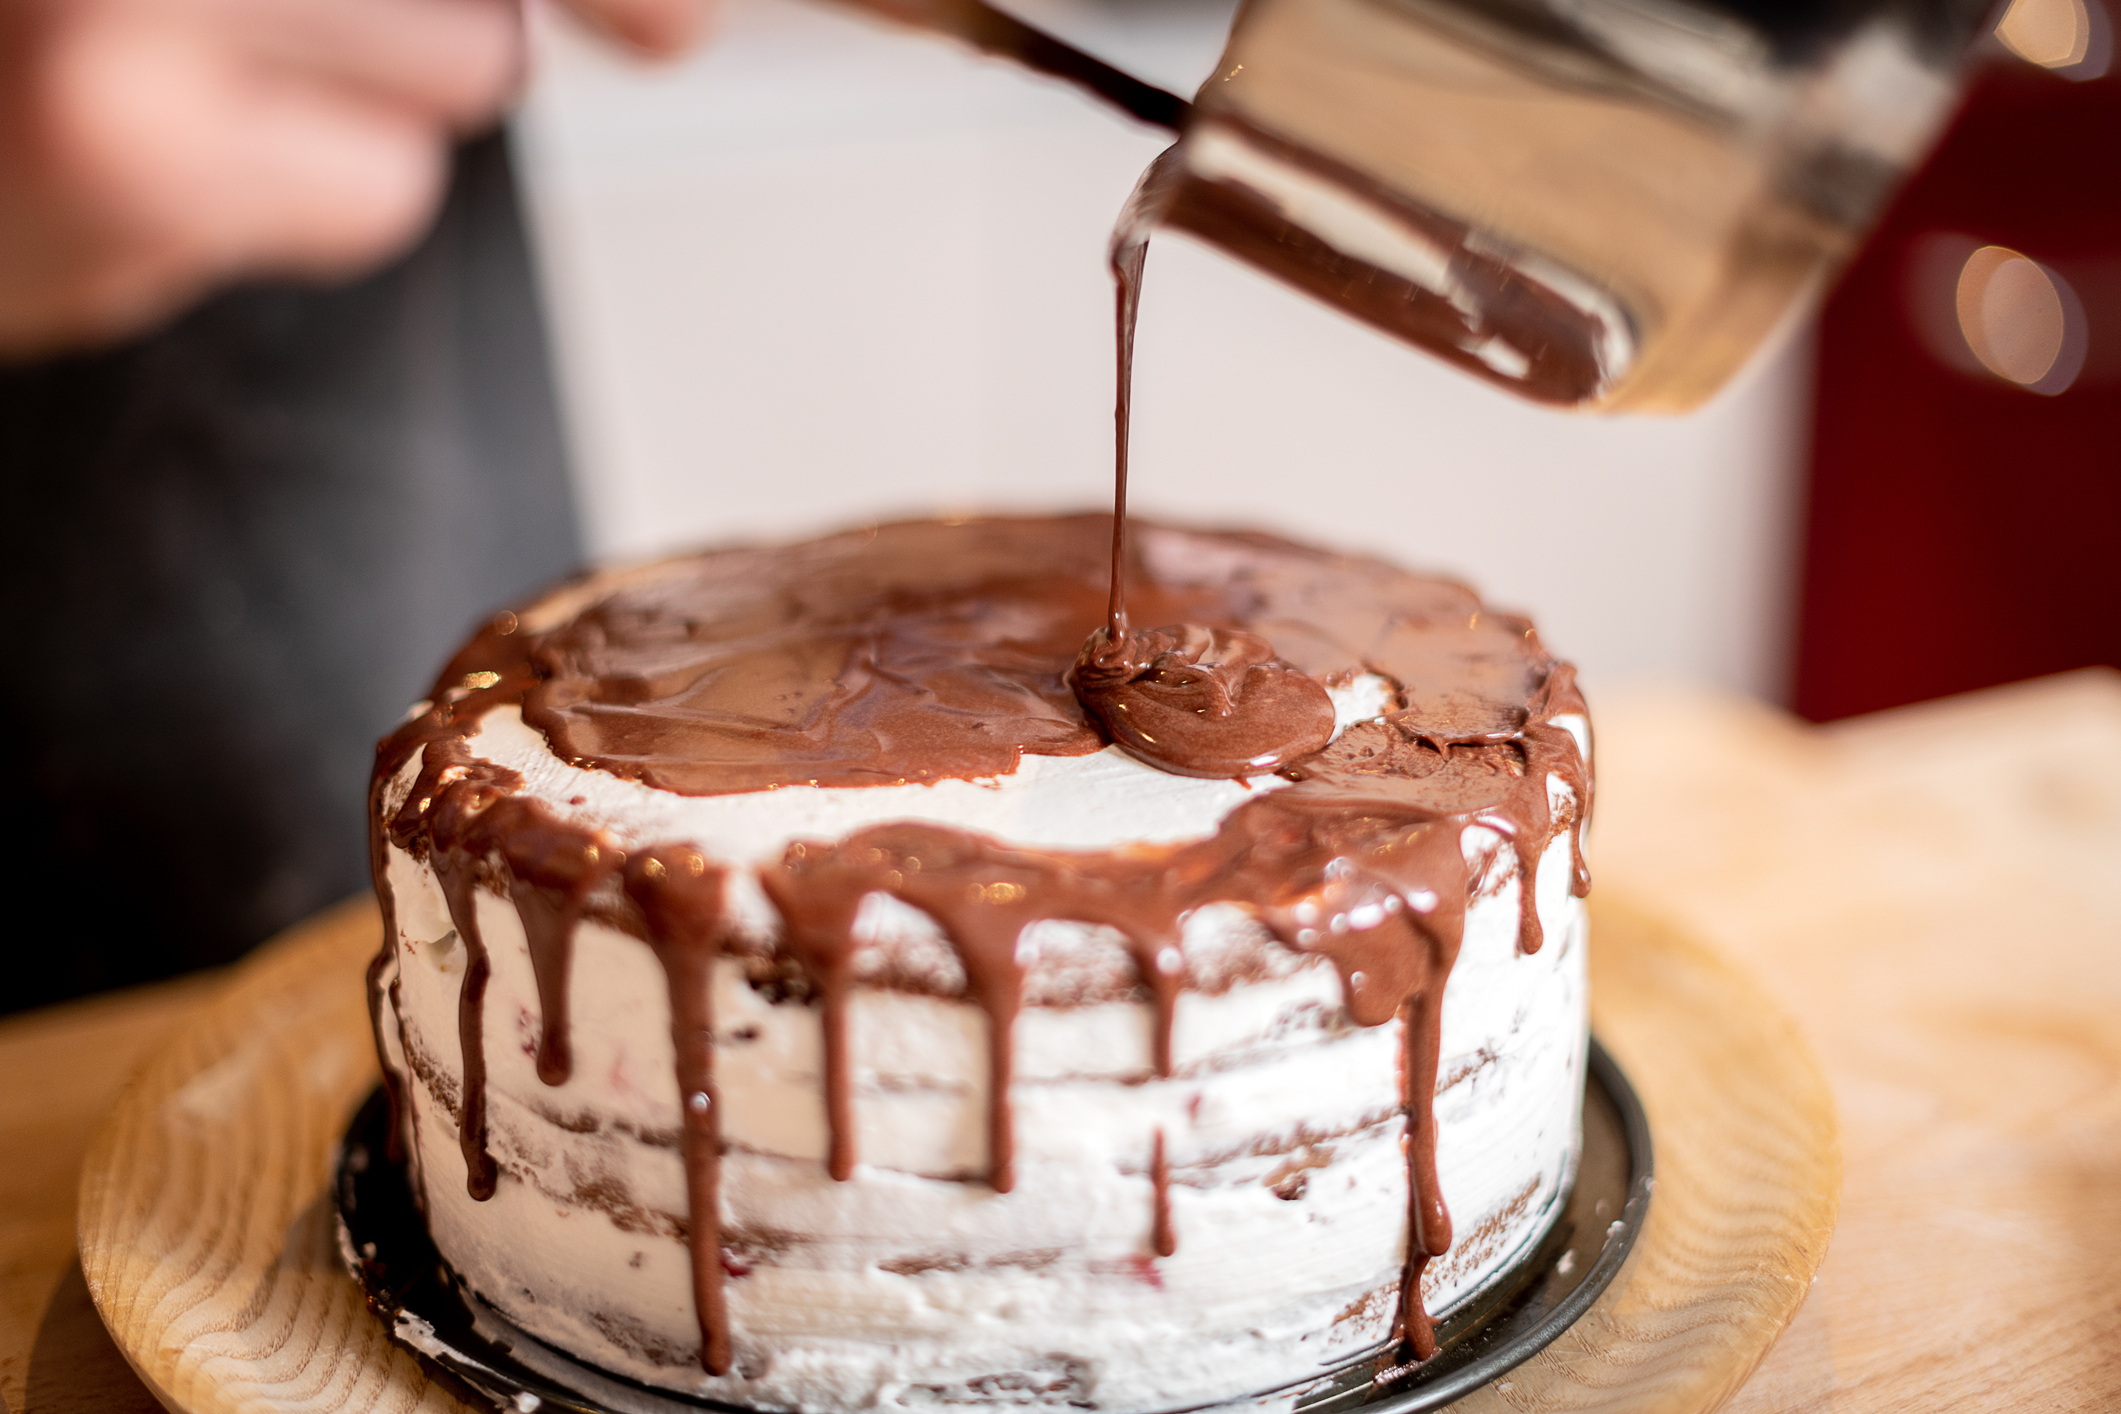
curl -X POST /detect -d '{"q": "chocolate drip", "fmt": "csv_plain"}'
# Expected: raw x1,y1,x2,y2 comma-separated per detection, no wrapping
1534,663,1596,901
757,857,874,1183
768,827,1193,1204
379,697,747,1371
1395,662,1593,956
366,760,411,1166
367,519,1590,1375
881,831,1057,1194
1497,723,1585,955
766,827,1059,1193
625,846,734,1376
1150,1128,1176,1259
743,745,1569,1344
436,853,499,1201
1398,992,1452,1360
514,889,576,1085
1137,930,1182,1083
382,736,524,1201
504,822,619,1086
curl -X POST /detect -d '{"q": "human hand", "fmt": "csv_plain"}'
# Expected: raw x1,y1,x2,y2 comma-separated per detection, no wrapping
0,0,708,356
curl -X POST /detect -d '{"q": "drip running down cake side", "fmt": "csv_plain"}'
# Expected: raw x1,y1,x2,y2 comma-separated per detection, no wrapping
365,514,1594,1414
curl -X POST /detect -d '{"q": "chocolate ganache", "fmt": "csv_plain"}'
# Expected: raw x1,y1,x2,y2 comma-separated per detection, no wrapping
369,514,1590,1377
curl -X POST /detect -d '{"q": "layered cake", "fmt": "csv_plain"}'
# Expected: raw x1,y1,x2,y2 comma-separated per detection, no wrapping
364,514,1592,1412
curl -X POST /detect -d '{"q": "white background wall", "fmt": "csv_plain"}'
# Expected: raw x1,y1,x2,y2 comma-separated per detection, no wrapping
512,0,1812,702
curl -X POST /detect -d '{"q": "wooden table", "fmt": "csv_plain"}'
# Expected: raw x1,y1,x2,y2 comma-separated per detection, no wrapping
5,670,2118,1414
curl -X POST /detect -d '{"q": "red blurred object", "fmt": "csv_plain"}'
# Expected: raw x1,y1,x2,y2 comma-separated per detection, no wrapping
1795,43,2121,722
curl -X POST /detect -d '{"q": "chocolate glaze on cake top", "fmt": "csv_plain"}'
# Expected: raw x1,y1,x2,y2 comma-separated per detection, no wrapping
433,515,1548,793
368,515,1590,1379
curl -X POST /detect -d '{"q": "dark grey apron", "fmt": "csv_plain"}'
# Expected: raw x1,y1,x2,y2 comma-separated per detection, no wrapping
0,131,581,1012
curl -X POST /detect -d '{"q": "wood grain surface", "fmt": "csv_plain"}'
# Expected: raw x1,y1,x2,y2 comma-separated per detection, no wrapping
73,898,469,1414
1455,898,1839,1414
1595,669,2121,1414
0,974,221,1414
69,885,1839,1414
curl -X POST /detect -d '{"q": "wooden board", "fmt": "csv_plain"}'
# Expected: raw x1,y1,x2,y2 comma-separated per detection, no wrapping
1592,670,2121,1414
73,889,1838,1414
0,972,222,1414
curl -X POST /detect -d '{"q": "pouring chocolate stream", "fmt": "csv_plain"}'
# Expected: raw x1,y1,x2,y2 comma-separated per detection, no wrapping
1073,151,1337,782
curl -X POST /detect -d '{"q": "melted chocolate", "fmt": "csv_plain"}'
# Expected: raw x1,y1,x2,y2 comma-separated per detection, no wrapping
1073,624,1335,778
1073,151,1340,781
366,517,1590,1373
506,818,620,1086
1155,116,1615,407
1151,1129,1176,1259
623,845,734,1376
503,520,1241,795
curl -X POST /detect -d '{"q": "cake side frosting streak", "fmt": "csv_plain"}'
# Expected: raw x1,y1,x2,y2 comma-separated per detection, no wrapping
366,516,1592,1388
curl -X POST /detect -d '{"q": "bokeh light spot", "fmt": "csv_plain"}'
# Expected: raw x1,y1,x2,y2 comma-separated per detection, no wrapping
1998,0,2093,67
1956,245,2076,389
1996,0,2112,76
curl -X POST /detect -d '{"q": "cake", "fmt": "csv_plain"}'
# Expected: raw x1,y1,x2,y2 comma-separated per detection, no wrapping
364,514,1592,1413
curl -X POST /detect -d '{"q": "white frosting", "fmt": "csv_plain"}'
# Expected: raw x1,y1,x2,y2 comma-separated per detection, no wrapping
450,677,1399,938
378,687,1591,1413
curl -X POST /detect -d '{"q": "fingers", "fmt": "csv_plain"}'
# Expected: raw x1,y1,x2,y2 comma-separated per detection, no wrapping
5,0,461,347
226,0,526,134
184,77,452,280
0,0,716,355
558,0,713,58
